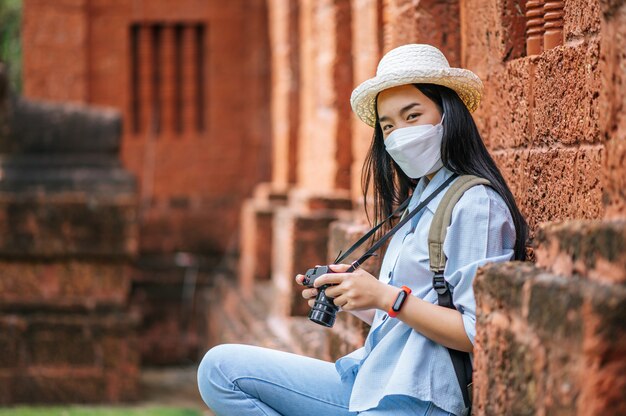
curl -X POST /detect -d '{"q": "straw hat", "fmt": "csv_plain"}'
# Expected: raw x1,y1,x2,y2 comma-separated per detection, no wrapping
350,44,483,127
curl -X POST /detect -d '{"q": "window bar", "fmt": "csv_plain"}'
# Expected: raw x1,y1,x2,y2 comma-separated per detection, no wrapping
195,24,206,133
151,24,163,135
130,24,141,134
174,24,184,134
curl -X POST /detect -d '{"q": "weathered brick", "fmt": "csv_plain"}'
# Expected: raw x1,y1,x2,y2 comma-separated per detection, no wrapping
480,57,533,150
564,0,601,39
599,3,626,219
579,277,626,415
460,0,526,79
532,40,601,146
0,312,139,404
474,261,534,316
238,197,277,298
535,219,626,283
0,261,130,309
473,318,538,416
526,274,584,342
0,195,137,259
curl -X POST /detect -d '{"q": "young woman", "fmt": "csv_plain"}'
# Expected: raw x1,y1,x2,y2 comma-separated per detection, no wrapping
197,44,527,416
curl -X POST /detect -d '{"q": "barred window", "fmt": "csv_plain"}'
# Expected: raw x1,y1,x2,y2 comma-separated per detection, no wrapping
129,22,207,136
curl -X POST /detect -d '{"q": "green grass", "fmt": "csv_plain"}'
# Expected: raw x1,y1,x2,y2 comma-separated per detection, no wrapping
0,0,22,92
0,407,201,416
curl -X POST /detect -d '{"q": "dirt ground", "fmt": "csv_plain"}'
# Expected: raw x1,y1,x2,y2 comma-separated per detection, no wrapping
139,366,215,416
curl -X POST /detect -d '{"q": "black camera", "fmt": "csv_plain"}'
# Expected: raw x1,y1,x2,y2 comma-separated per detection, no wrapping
303,265,342,327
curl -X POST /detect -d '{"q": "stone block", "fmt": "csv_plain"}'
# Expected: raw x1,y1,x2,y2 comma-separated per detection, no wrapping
3,98,121,154
460,0,526,79
526,274,584,343
535,219,626,283
603,138,626,218
129,255,215,366
0,312,139,404
519,147,603,234
599,2,626,218
564,0,601,40
532,40,601,146
579,276,626,415
239,197,278,299
474,261,534,317
0,261,130,310
475,259,626,415
473,317,538,416
480,57,533,150
0,194,138,259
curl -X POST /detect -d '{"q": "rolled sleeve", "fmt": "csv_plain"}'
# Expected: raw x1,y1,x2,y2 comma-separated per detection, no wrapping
442,185,516,345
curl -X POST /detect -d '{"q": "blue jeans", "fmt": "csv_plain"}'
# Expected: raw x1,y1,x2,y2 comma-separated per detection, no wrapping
197,344,453,416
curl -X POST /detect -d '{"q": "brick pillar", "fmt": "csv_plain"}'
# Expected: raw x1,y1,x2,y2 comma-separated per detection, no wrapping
351,0,383,202
269,0,300,189
237,0,300,299
0,95,139,403
298,0,353,192
265,0,356,320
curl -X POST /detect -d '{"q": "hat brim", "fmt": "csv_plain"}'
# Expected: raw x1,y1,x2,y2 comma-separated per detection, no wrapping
350,68,483,127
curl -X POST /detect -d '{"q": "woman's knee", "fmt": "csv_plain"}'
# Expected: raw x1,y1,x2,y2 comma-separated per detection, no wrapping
197,344,244,402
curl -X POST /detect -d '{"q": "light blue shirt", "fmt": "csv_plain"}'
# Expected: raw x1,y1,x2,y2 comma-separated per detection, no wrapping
335,167,516,416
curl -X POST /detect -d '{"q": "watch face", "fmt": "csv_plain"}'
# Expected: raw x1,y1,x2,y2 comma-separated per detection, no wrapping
392,290,408,312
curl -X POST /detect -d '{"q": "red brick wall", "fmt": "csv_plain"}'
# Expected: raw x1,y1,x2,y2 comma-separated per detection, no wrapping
463,0,603,237
22,0,272,255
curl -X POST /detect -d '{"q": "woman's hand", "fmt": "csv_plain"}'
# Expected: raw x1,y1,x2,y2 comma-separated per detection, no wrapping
311,264,396,311
295,271,319,308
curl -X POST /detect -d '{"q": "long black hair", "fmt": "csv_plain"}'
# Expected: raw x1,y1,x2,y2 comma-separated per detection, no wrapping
361,83,528,260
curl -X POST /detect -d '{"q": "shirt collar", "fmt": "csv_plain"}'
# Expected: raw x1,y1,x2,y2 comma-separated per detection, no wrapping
409,167,457,214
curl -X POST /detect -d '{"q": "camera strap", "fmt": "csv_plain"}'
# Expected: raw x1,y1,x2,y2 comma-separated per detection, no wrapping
337,173,459,273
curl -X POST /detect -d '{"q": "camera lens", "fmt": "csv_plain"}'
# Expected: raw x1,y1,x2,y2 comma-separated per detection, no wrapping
308,286,338,328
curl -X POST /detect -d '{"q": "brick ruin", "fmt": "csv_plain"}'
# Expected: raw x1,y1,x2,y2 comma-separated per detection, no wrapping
0,63,139,402
9,0,626,412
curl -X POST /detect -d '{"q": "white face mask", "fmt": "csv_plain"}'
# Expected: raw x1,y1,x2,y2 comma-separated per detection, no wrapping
383,116,444,179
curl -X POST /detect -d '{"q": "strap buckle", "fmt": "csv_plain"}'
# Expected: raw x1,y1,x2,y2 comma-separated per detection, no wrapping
432,272,449,295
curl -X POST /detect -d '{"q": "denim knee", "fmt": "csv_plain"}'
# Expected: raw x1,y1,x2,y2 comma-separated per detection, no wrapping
197,343,239,408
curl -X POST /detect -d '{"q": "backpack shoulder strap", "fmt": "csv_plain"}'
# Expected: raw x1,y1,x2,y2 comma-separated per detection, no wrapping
427,174,491,412
428,175,492,274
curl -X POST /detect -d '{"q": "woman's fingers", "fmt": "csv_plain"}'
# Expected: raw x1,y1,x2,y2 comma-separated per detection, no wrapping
295,274,304,285
332,293,349,309
301,287,318,299
328,263,351,273
313,272,349,287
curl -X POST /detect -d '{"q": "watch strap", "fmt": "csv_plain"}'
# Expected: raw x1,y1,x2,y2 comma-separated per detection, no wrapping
387,285,412,318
